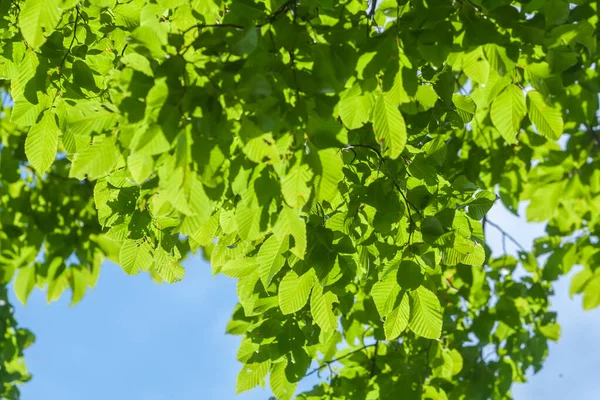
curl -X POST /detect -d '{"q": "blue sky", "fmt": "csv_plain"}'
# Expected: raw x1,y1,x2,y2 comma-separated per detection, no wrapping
10,203,600,400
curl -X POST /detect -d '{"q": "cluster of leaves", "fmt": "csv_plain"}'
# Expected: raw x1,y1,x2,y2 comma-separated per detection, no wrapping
0,286,33,400
0,0,599,398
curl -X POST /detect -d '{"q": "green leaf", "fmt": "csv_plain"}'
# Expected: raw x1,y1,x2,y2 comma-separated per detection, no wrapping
396,260,424,290
19,0,62,49
462,48,490,84
338,84,373,130
258,234,289,289
452,94,477,123
526,90,564,140
119,240,154,275
373,94,407,159
121,53,153,76
154,247,184,283
232,27,258,56
273,205,307,259
371,273,400,318
538,323,561,341
491,84,526,144
278,268,316,315
310,285,338,334
66,102,119,137
583,275,600,310
281,161,313,209
270,360,296,400
127,153,154,184
429,344,451,380
314,149,344,204
130,124,170,156
14,266,36,305
408,286,443,339
25,110,59,174
69,267,90,307
70,136,120,181
221,258,258,279
384,293,410,340
236,361,270,394
89,0,117,8
190,212,220,246
570,269,592,298
236,202,263,241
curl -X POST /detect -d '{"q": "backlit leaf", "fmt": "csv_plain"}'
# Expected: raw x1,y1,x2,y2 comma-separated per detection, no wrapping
409,286,443,339
384,293,410,340
278,268,316,315
373,93,407,159
25,110,59,173
527,90,564,140
491,85,526,144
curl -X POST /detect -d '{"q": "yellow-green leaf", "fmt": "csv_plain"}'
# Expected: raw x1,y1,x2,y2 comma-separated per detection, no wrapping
236,361,270,394
278,268,316,315
310,285,338,334
408,286,443,339
25,110,59,174
452,94,477,123
373,93,407,159
119,240,153,275
19,0,62,49
258,234,288,289
527,90,564,140
384,293,410,340
490,85,526,144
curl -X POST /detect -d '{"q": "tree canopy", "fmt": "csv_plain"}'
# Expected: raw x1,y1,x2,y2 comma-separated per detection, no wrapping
1,0,600,398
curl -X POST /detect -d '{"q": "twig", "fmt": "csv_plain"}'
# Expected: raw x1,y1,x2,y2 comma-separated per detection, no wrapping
182,0,292,36
345,143,384,171
304,344,377,378
58,8,80,70
179,0,293,56
368,0,379,19
262,0,293,26
486,219,525,252
396,182,415,245
340,143,423,245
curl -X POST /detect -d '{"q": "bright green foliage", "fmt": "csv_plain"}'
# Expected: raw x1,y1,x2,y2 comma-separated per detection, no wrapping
1,0,600,399
490,85,526,144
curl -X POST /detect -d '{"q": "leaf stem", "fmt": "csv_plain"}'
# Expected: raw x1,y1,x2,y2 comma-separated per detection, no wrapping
304,343,377,378
58,8,80,70
486,219,525,252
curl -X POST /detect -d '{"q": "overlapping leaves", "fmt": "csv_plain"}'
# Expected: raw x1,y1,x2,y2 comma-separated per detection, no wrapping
0,0,599,399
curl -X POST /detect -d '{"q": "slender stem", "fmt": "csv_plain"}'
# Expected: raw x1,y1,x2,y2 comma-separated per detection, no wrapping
304,343,377,378
486,219,526,252
58,8,80,70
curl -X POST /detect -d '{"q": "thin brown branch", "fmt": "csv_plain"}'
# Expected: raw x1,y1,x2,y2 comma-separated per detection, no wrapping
304,343,377,378
486,219,526,252
58,8,80,70
340,143,422,246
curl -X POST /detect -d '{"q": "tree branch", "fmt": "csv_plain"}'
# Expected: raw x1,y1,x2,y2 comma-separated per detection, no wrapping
182,0,293,36
58,8,80,70
340,143,422,245
304,343,377,378
486,219,525,252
